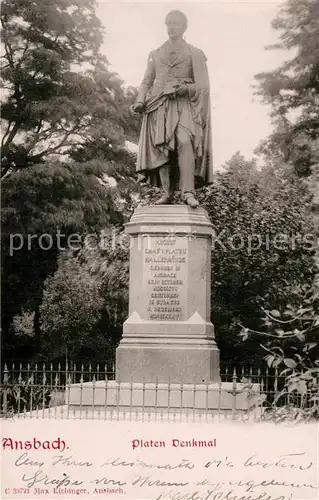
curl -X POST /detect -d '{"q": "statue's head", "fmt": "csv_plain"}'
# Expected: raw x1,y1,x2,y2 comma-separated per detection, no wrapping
165,10,187,39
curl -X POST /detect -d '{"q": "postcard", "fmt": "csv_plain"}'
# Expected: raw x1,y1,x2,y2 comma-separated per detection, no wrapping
1,0,318,500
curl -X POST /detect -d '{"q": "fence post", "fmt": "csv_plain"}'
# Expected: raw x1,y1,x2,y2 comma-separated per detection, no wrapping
17,371,22,416
2,364,9,416
29,372,34,416
42,368,46,416
274,366,279,406
232,368,237,420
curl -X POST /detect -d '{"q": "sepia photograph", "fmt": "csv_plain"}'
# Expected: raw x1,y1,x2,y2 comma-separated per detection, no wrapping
1,0,318,498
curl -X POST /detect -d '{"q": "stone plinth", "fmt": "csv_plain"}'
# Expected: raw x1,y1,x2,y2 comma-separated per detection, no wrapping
66,381,261,413
116,205,220,383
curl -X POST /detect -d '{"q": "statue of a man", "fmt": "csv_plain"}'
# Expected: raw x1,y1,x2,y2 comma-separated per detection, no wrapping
133,10,213,208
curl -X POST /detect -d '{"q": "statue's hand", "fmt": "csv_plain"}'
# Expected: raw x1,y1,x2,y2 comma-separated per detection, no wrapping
175,84,189,97
132,102,145,114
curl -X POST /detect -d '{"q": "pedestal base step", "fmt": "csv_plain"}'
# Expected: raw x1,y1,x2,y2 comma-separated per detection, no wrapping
66,381,261,412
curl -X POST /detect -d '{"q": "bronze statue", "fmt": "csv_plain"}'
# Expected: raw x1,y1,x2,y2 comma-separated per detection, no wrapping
133,10,213,208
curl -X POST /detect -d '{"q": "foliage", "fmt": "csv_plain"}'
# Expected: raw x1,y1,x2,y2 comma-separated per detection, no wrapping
1,159,126,359
240,271,319,418
2,160,121,236
39,227,130,358
0,0,139,178
196,153,315,365
245,1,319,418
2,376,52,415
40,251,105,360
36,153,316,365
240,280,319,362
0,0,140,359
259,403,319,422
11,310,35,338
254,0,319,176
306,162,319,235
81,228,130,332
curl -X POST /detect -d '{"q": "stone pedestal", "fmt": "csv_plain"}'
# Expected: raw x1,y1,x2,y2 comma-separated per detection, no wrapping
67,205,259,415
116,205,220,383
66,381,261,414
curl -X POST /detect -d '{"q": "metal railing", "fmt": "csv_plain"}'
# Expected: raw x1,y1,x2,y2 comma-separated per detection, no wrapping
1,361,318,422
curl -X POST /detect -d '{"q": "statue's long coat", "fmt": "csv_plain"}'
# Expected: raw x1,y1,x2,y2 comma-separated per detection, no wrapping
135,40,213,186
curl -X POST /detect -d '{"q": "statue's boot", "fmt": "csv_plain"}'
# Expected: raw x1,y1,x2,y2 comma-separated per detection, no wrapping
154,193,172,205
183,192,199,208
155,165,171,205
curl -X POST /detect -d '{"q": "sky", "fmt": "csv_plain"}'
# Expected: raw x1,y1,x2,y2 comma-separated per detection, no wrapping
96,0,286,169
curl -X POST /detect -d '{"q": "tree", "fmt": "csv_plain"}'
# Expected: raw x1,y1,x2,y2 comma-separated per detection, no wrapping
255,0,319,176
1,0,141,360
39,229,130,361
1,159,125,359
239,272,319,420
197,153,315,367
40,251,105,361
35,153,316,366
0,0,137,178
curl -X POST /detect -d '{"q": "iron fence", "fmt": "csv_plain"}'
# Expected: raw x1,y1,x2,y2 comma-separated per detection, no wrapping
1,361,318,422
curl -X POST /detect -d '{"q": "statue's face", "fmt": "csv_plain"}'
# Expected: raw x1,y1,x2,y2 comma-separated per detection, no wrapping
165,15,186,39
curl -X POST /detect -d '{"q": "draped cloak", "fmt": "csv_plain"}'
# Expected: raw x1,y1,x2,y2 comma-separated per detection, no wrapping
135,40,213,188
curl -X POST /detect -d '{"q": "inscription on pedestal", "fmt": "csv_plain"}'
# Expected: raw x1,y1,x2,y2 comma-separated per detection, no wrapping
143,235,188,321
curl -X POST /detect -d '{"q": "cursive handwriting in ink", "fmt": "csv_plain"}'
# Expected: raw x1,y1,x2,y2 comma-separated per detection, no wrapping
204,457,234,468
203,488,293,500
90,477,126,487
22,470,83,488
101,457,195,470
137,458,195,471
244,453,312,470
157,489,294,500
101,457,135,468
52,454,93,467
156,491,202,500
195,479,224,489
229,478,316,493
132,475,189,488
15,452,44,468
